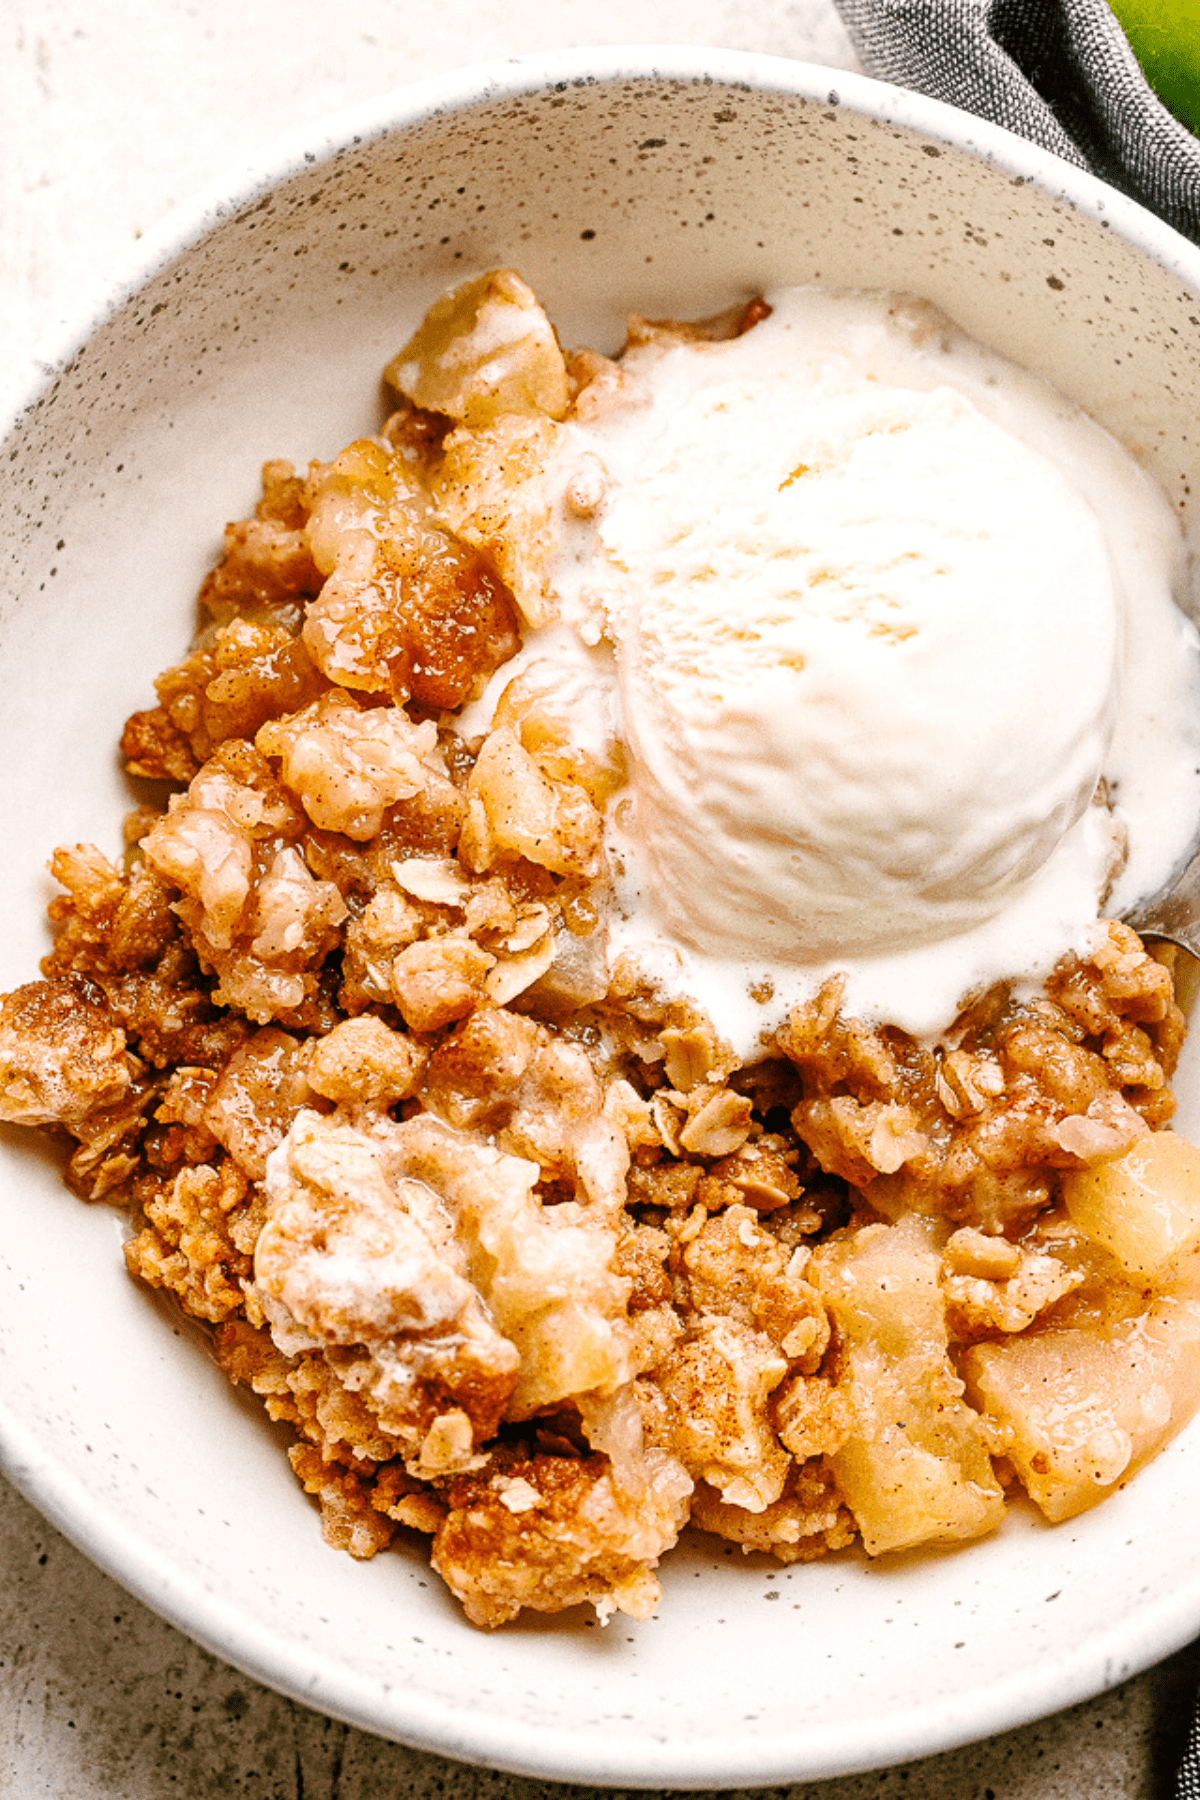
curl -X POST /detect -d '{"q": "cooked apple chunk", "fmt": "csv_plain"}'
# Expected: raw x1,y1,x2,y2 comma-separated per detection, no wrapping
812,1215,1005,1555
964,1295,1200,1521
1061,1131,1200,1278
385,269,570,425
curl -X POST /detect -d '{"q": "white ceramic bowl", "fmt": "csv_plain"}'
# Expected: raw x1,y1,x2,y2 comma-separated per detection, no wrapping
4,45,1200,1790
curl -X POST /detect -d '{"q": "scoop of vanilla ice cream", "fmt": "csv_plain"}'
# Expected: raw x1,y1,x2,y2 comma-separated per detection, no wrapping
591,369,1121,961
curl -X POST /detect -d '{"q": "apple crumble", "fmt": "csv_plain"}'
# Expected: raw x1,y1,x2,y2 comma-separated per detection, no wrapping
4,270,1200,1628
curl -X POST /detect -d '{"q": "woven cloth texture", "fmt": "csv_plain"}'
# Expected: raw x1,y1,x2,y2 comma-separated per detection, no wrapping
1178,1699,1200,1800
833,0,1200,241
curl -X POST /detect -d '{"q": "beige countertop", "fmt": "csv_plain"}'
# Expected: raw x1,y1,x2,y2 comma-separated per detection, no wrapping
2,3,1198,1793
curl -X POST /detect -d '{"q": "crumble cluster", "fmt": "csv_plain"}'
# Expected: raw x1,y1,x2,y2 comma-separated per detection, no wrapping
0,272,1193,1627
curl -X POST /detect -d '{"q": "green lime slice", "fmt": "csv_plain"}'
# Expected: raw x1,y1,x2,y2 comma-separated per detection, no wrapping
1109,0,1200,135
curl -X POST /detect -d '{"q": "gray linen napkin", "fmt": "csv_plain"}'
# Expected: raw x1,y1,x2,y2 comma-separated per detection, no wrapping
1182,1703,1200,1800
830,5,1200,1792
833,0,1200,241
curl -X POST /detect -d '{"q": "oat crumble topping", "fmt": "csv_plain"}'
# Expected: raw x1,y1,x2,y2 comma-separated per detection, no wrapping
4,270,1200,1628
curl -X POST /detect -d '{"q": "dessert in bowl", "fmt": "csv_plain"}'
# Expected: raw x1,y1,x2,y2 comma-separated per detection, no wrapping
4,45,1200,1787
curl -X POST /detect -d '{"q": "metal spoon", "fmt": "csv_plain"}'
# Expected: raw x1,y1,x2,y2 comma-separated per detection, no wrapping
1123,846,1200,961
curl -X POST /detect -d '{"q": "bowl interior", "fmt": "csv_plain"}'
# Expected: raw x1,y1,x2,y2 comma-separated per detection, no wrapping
4,50,1200,1788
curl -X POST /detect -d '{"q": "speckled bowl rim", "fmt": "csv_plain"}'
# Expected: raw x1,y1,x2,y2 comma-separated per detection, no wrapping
4,43,1200,1788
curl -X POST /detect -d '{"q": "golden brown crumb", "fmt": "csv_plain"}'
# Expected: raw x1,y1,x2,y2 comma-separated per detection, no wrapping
0,977,131,1128
689,1460,855,1563
430,1443,690,1627
125,1159,259,1322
